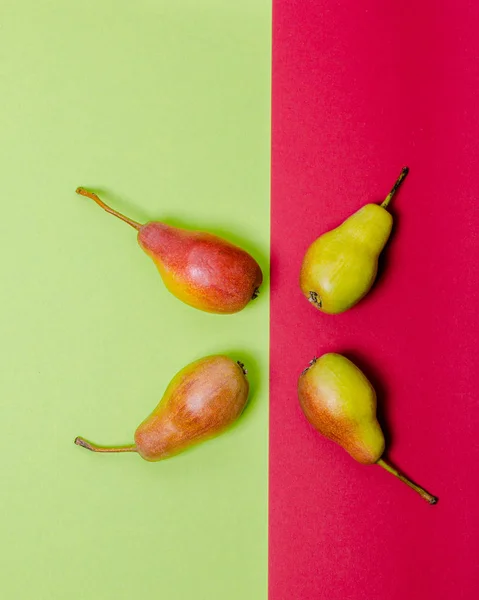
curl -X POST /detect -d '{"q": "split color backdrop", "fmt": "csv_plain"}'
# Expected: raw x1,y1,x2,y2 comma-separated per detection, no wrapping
1,1,479,599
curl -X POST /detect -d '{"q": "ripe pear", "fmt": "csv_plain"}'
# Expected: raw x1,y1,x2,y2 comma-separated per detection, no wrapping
300,167,409,314
76,188,263,314
298,353,437,504
75,355,249,461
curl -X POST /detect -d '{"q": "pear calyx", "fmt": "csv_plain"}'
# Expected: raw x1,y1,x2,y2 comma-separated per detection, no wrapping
308,291,322,308
236,361,248,375
301,356,318,376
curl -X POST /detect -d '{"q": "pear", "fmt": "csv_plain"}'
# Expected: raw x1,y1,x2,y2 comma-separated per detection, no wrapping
298,353,437,504
75,355,249,461
300,167,409,314
76,188,263,314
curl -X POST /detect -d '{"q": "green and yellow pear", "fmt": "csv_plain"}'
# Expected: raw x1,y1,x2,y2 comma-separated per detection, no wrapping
300,168,409,314
298,353,437,504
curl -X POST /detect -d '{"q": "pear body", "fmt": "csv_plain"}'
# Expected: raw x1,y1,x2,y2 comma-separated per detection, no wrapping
300,204,392,314
138,223,263,314
134,355,249,461
298,353,385,464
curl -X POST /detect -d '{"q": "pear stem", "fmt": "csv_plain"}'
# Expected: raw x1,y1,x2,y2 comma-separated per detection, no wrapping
74,436,137,454
380,166,409,209
377,458,437,505
76,187,142,230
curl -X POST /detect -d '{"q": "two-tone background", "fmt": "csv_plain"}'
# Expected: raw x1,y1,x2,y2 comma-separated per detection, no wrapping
1,2,478,599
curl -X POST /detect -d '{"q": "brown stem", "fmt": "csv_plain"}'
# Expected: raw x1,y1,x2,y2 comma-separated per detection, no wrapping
74,436,137,454
377,458,437,505
381,166,409,209
76,187,142,230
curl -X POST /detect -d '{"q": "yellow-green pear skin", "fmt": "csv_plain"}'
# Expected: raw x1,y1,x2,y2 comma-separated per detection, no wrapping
298,351,438,504
300,167,408,314
300,204,392,314
298,353,385,464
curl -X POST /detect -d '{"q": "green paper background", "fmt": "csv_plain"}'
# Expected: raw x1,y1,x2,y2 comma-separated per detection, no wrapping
0,2,270,598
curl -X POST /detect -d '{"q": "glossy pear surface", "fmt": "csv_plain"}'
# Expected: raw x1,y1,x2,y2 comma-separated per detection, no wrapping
300,168,408,314
135,355,249,461
298,353,384,464
297,352,438,504
300,204,392,314
75,355,249,462
138,222,262,314
76,188,263,314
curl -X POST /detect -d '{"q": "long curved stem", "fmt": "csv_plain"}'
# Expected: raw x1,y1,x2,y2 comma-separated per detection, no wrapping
76,187,142,230
377,458,437,505
381,166,409,209
74,436,137,454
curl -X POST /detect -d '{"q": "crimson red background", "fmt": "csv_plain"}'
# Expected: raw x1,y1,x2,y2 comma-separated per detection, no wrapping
270,1,479,598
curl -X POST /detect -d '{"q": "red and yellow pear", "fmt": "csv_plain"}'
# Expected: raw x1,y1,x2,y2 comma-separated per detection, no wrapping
76,187,263,314
75,355,249,461
298,353,437,504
